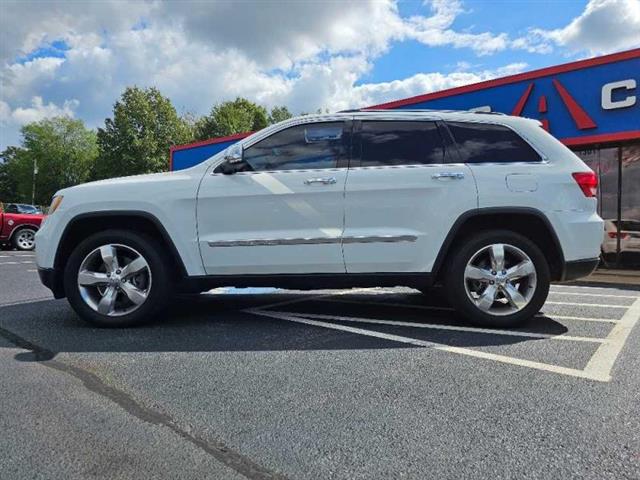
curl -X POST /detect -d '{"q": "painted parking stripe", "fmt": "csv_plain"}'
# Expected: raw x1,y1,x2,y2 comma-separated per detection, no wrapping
547,314,618,323
582,297,640,381
262,310,606,343
548,291,639,299
0,261,34,265
545,301,629,308
250,309,608,382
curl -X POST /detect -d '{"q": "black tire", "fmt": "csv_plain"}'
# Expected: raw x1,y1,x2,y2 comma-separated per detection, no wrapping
12,227,37,251
63,229,173,327
445,230,550,328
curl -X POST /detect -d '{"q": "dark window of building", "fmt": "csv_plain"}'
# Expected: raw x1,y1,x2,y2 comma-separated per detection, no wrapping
242,122,345,172
447,122,541,163
360,121,444,167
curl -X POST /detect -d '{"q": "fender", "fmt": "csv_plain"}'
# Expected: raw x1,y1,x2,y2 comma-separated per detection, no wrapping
54,210,188,277
430,206,565,278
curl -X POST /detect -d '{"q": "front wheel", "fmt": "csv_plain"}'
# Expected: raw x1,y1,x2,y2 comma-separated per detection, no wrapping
445,230,550,328
64,230,172,327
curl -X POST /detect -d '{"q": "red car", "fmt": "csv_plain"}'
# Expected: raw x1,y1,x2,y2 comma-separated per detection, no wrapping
0,202,45,251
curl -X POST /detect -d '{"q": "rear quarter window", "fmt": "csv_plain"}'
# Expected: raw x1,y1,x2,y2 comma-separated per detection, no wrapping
447,122,542,163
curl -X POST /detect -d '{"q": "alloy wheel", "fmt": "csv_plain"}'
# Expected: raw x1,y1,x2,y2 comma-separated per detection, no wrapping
77,244,152,317
463,243,537,316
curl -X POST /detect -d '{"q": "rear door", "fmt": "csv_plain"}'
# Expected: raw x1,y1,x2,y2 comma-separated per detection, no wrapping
342,118,477,273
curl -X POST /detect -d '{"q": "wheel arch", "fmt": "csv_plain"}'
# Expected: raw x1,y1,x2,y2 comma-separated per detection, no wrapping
432,207,566,282
8,223,40,241
54,211,188,281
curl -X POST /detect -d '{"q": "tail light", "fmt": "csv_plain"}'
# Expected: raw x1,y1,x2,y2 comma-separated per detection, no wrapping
607,231,629,240
572,172,598,197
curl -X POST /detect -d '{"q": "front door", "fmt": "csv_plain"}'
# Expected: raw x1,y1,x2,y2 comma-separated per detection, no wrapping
197,120,349,275
343,118,478,273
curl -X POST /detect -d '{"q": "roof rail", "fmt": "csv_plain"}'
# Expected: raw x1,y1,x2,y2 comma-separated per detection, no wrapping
338,108,508,115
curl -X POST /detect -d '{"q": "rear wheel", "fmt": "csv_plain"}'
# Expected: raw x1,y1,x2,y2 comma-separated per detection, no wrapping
445,230,550,328
12,227,37,251
64,230,172,327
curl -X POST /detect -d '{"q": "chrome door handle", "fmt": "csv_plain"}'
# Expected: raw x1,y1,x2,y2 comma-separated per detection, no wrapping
304,177,337,185
432,172,465,180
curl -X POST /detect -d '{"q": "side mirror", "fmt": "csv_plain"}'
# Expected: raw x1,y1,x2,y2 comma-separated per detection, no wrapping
219,145,243,174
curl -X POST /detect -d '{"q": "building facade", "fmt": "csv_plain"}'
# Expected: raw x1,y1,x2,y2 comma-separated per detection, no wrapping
170,48,640,267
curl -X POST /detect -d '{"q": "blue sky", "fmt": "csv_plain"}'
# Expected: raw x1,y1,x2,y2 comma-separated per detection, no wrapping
1,0,639,149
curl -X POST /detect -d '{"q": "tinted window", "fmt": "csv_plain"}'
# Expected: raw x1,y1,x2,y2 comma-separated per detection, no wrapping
241,122,345,172
447,122,541,163
360,121,444,167
5,204,18,213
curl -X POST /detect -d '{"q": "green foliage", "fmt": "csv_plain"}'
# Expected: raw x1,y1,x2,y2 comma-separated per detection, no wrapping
0,148,22,202
194,97,268,140
95,86,192,179
268,106,293,125
0,117,98,204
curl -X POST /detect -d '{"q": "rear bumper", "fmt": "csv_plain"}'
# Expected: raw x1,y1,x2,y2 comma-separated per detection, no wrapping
560,258,599,282
37,267,65,299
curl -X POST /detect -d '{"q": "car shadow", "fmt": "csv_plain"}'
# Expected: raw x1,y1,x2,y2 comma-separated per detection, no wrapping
0,291,570,362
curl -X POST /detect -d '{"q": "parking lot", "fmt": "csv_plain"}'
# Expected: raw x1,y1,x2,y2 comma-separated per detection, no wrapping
1,249,640,479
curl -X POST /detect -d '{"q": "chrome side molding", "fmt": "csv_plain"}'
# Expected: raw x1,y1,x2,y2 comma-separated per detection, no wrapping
208,235,417,248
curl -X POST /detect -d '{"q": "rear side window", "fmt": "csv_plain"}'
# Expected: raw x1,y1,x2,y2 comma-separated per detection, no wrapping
360,121,444,167
447,122,541,163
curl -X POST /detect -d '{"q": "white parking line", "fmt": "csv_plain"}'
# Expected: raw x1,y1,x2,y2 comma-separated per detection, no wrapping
262,310,606,343
582,297,640,382
246,286,640,382
549,291,639,299
250,309,608,382
0,261,35,265
546,314,618,323
545,301,629,308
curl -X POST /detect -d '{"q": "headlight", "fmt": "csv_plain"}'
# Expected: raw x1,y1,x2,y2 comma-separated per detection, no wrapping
48,195,64,215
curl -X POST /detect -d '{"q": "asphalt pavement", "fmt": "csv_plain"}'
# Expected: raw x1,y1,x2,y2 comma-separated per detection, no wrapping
1,248,640,479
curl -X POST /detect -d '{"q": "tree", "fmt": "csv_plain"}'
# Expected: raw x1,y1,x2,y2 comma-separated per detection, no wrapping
95,86,192,179
0,117,98,205
0,148,21,202
194,97,268,140
268,106,293,125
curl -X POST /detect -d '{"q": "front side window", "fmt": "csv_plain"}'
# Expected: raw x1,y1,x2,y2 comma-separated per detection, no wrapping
360,121,444,167
241,122,345,172
447,122,541,163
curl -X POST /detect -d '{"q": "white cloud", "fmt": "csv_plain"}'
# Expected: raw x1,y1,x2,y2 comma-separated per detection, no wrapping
346,62,528,108
521,0,640,55
2,96,79,126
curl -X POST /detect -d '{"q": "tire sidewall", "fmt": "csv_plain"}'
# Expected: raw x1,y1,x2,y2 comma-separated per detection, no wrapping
64,230,172,327
446,230,550,328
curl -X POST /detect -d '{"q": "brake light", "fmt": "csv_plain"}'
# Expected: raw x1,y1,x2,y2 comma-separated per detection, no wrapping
607,231,630,240
572,172,598,197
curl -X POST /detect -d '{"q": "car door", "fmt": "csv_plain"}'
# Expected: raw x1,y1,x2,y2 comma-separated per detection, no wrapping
197,120,350,275
342,118,477,273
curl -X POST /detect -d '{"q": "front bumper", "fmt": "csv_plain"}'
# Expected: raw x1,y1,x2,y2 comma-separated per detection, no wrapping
37,267,65,299
560,258,599,282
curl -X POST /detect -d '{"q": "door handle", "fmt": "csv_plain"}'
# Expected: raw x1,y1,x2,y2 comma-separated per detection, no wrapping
432,172,465,180
304,177,337,185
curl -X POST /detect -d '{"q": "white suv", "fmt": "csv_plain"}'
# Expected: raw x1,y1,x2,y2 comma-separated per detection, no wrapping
35,110,603,328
